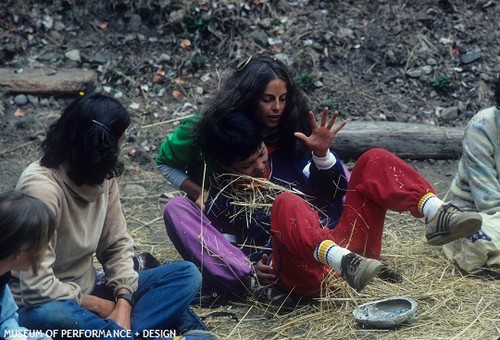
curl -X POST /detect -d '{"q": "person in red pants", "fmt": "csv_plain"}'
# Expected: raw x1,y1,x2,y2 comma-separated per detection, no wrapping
163,108,482,300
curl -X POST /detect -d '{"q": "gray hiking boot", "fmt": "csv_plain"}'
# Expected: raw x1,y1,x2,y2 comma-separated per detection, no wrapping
340,253,384,292
426,203,482,246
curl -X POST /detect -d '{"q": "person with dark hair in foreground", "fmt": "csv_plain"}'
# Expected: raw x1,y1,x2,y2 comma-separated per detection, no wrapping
12,92,214,339
163,109,482,304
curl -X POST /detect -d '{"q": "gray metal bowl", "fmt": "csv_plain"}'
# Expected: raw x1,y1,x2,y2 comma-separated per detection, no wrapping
353,296,418,329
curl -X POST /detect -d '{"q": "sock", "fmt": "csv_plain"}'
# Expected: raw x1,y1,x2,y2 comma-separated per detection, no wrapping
314,240,351,274
418,193,443,220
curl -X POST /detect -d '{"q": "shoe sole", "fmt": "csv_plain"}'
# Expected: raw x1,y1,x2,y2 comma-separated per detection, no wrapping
377,266,403,283
356,261,384,292
426,215,482,246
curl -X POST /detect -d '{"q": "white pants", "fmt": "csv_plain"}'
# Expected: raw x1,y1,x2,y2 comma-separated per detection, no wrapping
443,211,500,273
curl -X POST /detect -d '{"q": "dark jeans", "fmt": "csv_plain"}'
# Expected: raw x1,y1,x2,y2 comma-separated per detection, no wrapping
19,261,207,339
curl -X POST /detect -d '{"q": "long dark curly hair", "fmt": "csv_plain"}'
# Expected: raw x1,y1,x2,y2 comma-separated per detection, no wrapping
40,92,130,186
200,56,312,156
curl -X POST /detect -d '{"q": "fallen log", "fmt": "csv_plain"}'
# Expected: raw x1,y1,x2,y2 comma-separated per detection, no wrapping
0,67,97,95
332,121,464,160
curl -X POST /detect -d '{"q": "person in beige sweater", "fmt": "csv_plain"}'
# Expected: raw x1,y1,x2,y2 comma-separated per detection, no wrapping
11,93,210,339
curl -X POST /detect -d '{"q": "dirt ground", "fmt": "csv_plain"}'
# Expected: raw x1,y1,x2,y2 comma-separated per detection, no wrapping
1,0,499,339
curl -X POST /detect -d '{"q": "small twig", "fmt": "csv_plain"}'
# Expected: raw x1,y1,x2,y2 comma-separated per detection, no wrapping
226,306,253,339
0,140,37,156
130,216,162,234
140,114,195,129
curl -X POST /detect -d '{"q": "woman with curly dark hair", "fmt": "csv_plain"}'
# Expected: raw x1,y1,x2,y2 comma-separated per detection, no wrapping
156,56,312,210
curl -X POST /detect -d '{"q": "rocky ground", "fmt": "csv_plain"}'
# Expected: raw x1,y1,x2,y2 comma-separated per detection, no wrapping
1,1,499,339
1,0,499,191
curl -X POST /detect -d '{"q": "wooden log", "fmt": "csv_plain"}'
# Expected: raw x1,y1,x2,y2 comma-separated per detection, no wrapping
0,67,97,95
332,121,464,160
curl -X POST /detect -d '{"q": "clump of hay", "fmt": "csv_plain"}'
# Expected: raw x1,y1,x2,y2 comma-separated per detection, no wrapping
208,172,337,224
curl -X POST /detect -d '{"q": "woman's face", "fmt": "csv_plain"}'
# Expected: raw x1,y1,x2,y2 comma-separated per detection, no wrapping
229,142,269,177
256,79,287,129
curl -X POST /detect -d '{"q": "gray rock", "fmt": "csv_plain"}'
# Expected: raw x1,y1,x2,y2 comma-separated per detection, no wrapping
426,57,437,66
405,68,422,78
460,47,481,64
250,30,269,46
337,27,354,40
53,20,66,31
420,65,433,75
121,184,147,197
267,37,282,46
91,52,108,65
65,49,81,62
13,94,28,106
128,14,142,32
406,65,432,78
396,102,409,113
440,106,459,121
27,95,39,105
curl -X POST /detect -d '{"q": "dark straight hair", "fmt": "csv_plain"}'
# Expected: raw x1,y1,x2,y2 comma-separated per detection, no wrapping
41,92,131,186
0,192,56,275
195,110,263,167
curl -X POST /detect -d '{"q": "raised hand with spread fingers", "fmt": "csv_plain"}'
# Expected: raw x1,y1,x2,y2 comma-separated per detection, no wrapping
294,107,347,157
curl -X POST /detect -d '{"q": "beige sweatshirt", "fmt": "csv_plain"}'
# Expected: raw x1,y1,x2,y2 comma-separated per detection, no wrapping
10,161,138,308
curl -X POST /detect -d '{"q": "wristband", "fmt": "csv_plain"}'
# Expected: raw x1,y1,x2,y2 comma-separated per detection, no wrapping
116,293,134,307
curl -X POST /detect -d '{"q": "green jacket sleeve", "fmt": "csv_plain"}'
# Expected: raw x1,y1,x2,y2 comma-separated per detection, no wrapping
155,114,202,170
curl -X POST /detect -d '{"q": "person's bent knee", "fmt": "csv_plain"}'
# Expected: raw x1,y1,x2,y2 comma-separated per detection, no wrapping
164,197,190,216
360,147,390,159
274,192,307,212
274,192,301,205
161,260,202,290
179,260,202,288
163,196,191,230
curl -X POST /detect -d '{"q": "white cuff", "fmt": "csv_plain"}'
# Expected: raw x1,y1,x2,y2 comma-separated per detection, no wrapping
312,150,337,170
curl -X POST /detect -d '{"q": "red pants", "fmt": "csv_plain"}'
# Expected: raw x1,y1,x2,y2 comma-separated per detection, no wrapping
270,148,434,296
